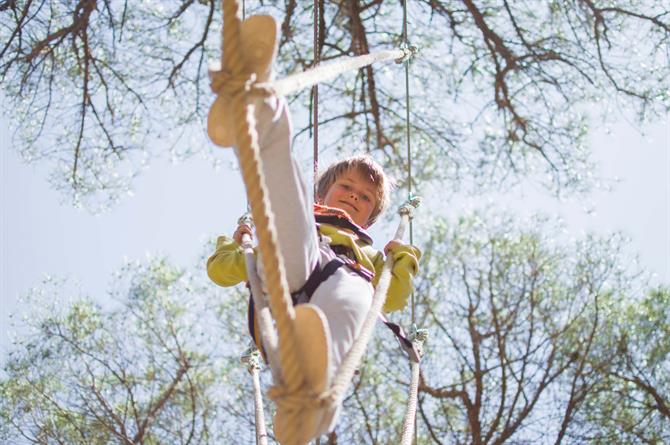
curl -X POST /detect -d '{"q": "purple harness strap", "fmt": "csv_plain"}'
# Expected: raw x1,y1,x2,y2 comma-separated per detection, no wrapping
246,249,421,363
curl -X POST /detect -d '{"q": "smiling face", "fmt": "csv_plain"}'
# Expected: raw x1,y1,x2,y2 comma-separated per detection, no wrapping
316,155,391,227
321,169,379,227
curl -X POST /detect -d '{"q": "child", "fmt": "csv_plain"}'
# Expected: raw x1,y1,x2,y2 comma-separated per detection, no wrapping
207,16,420,442
207,95,420,441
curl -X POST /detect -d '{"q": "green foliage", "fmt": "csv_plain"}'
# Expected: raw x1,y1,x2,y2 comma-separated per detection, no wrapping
387,212,667,444
571,287,670,444
2,1,668,208
2,2,668,443
0,258,258,444
1,214,667,443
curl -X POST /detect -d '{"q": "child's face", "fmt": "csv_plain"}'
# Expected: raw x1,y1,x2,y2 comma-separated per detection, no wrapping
322,169,378,227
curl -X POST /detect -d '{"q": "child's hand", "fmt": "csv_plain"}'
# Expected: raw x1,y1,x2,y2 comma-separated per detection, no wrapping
233,224,253,244
384,239,403,255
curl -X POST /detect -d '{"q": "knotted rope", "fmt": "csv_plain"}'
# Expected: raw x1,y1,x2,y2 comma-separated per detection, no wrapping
217,0,305,422
399,2,427,443
210,72,274,102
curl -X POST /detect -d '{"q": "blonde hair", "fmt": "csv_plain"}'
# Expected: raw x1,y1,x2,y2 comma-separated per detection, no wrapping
315,154,392,226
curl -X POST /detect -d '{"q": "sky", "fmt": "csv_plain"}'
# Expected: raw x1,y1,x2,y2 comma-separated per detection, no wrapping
1,105,669,355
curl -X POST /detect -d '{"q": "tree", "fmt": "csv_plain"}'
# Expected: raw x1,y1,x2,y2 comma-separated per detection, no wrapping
569,287,670,444
2,213,668,444
349,212,668,444
0,258,265,444
2,1,668,209
2,1,668,443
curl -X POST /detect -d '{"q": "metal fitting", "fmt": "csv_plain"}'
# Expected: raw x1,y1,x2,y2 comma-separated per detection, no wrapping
237,212,255,229
240,345,262,372
410,324,429,358
395,44,419,64
398,195,422,218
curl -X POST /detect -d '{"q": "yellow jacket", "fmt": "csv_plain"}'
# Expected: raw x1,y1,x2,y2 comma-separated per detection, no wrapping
207,214,420,313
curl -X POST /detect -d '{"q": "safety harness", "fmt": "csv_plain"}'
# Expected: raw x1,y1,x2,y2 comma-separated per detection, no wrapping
247,205,420,362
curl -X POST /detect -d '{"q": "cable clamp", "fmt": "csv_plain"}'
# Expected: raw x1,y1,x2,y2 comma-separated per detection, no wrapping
398,195,422,218
395,44,419,64
241,344,262,372
410,324,429,358
237,212,255,229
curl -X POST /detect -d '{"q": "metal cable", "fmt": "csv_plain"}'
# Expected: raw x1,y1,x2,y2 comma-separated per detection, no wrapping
313,0,320,197
401,4,418,444
401,0,415,328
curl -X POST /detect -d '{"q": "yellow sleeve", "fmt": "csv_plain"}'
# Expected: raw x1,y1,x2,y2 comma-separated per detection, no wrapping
206,236,248,287
370,244,422,313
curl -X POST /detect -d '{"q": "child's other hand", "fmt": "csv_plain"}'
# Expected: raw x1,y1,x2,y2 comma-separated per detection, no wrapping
234,224,253,244
384,240,403,256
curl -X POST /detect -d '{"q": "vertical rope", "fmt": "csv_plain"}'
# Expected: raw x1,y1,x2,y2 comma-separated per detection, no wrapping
312,0,320,197
251,366,268,445
400,361,421,445
401,0,414,326
243,0,249,215
401,3,418,444
242,348,268,445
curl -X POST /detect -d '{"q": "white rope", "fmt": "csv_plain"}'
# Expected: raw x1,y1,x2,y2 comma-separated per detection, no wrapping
400,361,421,445
239,216,282,383
241,348,269,445
271,49,409,96
211,49,411,99
399,327,428,444
321,198,419,407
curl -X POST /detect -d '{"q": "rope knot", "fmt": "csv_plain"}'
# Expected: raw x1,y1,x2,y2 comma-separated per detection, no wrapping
267,383,326,410
269,383,335,445
209,69,274,100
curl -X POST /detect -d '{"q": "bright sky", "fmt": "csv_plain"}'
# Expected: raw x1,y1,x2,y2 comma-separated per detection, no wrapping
1,109,668,354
